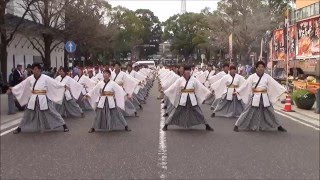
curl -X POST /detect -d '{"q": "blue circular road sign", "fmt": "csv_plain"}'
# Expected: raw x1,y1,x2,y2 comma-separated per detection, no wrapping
65,41,76,53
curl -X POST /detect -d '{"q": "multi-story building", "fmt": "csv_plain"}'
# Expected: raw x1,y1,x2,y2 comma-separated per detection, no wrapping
4,0,65,78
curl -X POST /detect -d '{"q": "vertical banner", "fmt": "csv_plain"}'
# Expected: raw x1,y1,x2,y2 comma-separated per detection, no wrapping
273,29,286,60
258,38,264,61
288,25,296,60
229,34,233,63
269,38,273,62
269,39,273,77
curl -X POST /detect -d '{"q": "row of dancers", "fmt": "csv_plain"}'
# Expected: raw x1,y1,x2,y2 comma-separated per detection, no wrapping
8,62,155,134
158,61,287,132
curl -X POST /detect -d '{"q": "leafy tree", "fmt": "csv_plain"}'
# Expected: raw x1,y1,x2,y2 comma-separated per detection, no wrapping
163,13,209,62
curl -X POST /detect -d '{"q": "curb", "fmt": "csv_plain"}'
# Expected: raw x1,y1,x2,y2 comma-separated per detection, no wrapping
275,109,320,130
274,104,319,122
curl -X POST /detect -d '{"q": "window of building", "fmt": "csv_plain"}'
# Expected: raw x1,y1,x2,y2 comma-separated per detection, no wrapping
315,2,320,15
310,4,314,16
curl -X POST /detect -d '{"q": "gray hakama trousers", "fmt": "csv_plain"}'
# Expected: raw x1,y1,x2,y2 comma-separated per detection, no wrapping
235,96,281,131
211,97,220,110
213,94,245,117
132,95,142,110
204,94,215,105
77,94,93,111
136,90,146,103
8,92,18,114
19,99,65,132
165,96,208,128
121,99,137,117
55,96,83,118
163,96,170,108
92,99,127,131
165,102,175,115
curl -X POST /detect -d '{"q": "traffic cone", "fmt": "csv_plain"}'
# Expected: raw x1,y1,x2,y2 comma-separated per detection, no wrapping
282,94,295,112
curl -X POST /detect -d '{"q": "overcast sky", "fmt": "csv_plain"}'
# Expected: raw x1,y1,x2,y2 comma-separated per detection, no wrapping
107,0,219,22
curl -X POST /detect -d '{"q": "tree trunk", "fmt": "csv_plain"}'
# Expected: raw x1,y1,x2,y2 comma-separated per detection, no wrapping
0,38,8,83
43,34,53,67
64,49,68,68
0,1,7,82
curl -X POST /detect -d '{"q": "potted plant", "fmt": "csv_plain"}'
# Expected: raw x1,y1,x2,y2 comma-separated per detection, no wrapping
292,89,316,110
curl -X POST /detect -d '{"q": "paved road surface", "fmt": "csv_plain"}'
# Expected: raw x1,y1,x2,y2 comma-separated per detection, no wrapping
1,82,319,179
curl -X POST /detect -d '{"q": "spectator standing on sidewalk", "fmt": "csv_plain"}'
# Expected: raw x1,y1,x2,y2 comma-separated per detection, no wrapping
7,68,17,114
23,64,32,78
7,65,24,115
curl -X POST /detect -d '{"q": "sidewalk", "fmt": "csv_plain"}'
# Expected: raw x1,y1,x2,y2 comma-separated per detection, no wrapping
0,94,24,125
274,100,320,129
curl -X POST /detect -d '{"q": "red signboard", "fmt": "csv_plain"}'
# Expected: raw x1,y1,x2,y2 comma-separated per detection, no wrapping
273,29,286,60
297,17,320,58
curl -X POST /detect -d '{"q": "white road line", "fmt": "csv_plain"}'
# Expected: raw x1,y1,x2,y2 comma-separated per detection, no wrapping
276,111,320,131
0,126,18,136
158,103,168,179
0,118,21,131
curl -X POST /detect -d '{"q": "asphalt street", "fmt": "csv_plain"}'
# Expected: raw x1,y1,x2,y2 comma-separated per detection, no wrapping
0,81,319,179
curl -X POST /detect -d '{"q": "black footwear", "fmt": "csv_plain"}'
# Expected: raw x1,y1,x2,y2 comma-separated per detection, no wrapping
139,105,143,110
162,125,168,131
205,124,214,131
233,126,239,132
163,113,168,117
63,124,69,132
162,106,167,109
125,126,132,131
13,127,21,134
210,113,215,118
81,113,85,118
88,128,95,133
278,126,287,132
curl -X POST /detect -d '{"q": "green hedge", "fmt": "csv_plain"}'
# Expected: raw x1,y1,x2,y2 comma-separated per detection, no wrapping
292,89,316,110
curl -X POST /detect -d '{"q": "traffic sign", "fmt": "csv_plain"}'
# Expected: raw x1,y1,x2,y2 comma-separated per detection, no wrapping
65,41,76,53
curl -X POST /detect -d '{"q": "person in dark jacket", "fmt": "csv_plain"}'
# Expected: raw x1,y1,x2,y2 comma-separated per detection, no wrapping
12,64,24,86
7,68,19,114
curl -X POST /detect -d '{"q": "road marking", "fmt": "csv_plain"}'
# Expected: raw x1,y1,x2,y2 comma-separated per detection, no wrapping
0,118,21,131
275,111,320,131
158,103,168,179
0,126,18,136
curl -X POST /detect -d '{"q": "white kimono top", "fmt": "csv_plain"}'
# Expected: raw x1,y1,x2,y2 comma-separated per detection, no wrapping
74,75,96,95
91,72,103,82
111,71,139,96
161,72,180,91
237,73,286,107
126,70,137,78
208,71,228,85
87,80,126,110
165,76,211,107
204,70,215,87
55,75,83,101
211,74,246,100
12,74,65,110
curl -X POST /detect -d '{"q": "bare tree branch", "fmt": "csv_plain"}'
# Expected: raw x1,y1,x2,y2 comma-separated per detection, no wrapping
27,37,44,59
6,0,38,43
50,40,63,52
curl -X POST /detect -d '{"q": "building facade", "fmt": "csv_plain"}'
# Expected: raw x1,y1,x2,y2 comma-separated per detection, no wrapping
272,0,320,76
4,0,65,78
